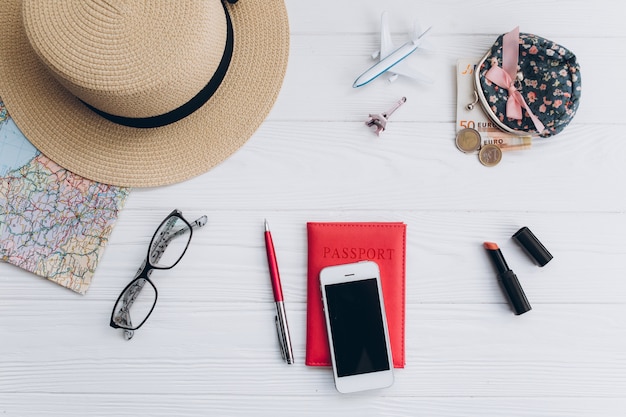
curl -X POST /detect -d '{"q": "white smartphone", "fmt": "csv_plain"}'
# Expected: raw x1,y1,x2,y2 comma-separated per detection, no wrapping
319,261,394,393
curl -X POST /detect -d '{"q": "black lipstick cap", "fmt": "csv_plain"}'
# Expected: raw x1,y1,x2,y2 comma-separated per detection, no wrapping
513,227,553,267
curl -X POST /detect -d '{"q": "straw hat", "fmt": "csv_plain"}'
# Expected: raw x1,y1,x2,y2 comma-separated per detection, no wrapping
0,0,289,187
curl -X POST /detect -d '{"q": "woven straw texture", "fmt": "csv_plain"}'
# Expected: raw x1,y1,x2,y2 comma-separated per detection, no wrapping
0,0,290,187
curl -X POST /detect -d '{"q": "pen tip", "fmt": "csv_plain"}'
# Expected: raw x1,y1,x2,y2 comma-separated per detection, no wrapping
264,218,269,231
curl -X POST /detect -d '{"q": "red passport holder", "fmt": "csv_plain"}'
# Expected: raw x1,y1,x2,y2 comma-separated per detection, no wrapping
305,222,406,368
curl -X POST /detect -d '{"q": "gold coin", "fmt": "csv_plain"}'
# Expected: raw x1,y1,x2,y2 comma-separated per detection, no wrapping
455,128,481,153
478,144,502,167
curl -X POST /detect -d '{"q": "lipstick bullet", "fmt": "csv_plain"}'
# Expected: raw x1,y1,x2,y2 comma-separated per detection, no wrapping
483,242,531,315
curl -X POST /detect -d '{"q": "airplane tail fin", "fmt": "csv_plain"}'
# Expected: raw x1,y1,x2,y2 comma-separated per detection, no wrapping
412,22,433,50
412,20,423,42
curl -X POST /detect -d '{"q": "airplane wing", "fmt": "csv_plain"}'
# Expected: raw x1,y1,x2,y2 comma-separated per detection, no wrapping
379,11,395,59
387,62,434,84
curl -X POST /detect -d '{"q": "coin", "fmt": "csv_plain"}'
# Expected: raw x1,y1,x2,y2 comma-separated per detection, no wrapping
478,144,502,167
455,128,481,153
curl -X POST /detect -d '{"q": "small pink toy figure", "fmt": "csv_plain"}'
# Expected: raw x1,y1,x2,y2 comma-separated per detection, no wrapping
365,97,406,136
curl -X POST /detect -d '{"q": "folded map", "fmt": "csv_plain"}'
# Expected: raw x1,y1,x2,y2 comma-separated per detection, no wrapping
0,100,129,294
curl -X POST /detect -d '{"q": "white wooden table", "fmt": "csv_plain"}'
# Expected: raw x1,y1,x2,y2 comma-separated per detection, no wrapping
2,1,625,415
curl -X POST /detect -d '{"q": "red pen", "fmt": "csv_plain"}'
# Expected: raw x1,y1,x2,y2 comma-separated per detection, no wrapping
264,219,294,364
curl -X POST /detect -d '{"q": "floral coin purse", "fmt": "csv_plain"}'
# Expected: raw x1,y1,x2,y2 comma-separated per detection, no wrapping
470,27,581,137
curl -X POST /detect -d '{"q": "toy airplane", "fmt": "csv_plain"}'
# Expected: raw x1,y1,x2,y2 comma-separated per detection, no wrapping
353,12,433,88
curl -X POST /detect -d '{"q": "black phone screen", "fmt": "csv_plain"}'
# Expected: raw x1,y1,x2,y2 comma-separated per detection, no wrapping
324,278,390,377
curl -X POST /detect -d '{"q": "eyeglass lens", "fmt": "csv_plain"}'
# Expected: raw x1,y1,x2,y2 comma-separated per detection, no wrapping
149,216,192,268
113,278,157,330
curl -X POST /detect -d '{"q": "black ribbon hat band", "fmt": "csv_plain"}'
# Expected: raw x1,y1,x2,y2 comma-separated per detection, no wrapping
85,2,234,129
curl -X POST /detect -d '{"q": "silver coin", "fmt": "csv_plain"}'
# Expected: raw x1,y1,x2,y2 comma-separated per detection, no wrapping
478,144,502,167
455,128,481,153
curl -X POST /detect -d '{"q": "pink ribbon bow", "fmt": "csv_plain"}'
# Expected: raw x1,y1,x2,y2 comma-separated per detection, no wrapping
485,27,545,134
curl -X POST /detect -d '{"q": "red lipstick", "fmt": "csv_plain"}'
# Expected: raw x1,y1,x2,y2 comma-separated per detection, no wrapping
483,242,531,315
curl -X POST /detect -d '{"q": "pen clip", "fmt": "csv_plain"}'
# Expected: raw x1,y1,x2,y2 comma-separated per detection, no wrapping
274,301,294,364
275,315,287,361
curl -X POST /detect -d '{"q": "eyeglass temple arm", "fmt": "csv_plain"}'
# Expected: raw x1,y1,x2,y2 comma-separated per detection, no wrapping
151,215,208,258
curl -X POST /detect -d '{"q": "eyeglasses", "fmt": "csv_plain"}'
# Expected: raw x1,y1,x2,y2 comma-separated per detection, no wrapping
110,209,207,340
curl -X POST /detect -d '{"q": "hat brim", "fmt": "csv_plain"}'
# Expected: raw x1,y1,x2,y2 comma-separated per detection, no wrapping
0,0,289,187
